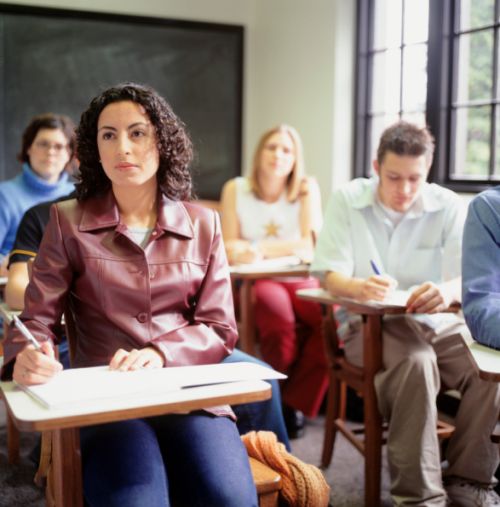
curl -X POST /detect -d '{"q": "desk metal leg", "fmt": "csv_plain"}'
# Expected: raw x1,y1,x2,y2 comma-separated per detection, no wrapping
239,280,256,355
51,428,83,507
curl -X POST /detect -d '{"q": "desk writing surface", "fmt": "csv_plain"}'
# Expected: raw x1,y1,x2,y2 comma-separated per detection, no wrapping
1,378,271,432
295,288,408,313
468,342,500,381
229,256,309,276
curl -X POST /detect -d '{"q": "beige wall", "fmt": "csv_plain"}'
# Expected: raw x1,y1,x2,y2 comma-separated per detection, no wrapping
6,0,356,204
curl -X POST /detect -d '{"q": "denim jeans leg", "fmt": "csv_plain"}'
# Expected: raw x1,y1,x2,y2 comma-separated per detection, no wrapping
80,419,169,507
152,412,258,507
222,349,291,450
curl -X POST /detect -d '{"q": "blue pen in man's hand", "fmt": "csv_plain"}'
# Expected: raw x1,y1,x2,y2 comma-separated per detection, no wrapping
370,259,381,275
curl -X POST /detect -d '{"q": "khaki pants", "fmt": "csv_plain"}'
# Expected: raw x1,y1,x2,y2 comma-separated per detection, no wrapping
343,315,500,507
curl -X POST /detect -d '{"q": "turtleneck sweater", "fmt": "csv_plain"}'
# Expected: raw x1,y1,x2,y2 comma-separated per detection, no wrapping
0,163,74,258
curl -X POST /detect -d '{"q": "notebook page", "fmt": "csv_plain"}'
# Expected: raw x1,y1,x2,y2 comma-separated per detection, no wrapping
17,362,286,409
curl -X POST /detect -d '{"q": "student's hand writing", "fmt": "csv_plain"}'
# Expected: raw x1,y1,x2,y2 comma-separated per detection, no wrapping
109,347,165,371
406,282,451,314
355,275,396,302
234,247,262,264
13,342,63,386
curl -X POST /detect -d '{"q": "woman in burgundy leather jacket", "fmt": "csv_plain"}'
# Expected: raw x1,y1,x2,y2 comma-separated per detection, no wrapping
2,83,258,507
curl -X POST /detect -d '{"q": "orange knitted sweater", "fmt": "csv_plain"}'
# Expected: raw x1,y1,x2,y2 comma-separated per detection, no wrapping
242,431,330,507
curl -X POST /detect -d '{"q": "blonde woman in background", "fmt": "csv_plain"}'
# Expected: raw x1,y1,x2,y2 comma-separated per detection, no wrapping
221,125,328,438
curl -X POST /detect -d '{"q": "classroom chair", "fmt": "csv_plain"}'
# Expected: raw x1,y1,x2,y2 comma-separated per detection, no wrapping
320,304,455,507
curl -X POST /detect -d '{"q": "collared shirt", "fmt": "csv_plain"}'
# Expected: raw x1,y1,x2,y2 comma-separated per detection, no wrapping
311,177,466,329
462,186,500,349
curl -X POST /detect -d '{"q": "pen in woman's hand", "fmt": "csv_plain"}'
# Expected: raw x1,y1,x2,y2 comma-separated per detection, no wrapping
12,315,42,351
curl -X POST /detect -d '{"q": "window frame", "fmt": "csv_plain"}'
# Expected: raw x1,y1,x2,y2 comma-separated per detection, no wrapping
355,0,500,193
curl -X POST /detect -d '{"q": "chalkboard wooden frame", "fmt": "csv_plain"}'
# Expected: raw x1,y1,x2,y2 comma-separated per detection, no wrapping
0,3,243,200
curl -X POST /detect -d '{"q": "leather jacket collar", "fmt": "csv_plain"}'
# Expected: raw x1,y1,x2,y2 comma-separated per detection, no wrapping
78,191,194,239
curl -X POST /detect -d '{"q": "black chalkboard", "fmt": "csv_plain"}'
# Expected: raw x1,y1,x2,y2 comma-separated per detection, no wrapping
0,3,243,200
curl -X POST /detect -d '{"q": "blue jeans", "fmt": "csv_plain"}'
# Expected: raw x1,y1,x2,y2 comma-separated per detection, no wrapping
223,349,290,450
81,412,258,507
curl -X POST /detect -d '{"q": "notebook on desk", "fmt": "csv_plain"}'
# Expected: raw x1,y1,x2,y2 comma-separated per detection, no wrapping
342,289,410,309
16,361,286,409
370,289,410,308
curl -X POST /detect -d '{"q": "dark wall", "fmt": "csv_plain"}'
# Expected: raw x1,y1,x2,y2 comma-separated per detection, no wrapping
0,4,243,199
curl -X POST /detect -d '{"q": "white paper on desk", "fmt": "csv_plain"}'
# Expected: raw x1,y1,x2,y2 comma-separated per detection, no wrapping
366,290,410,308
17,362,286,409
230,255,303,273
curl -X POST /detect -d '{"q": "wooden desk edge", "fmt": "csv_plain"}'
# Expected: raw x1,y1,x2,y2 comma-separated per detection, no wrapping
230,268,310,279
295,289,406,315
466,343,500,382
1,381,272,432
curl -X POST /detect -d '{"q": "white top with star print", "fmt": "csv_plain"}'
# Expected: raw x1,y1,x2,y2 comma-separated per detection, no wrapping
234,177,301,242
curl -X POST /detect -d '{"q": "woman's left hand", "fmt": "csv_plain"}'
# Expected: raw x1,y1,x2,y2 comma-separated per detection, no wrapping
109,347,165,371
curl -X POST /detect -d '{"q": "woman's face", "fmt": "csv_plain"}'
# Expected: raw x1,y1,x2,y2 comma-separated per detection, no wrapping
27,128,71,183
97,100,160,192
259,131,296,180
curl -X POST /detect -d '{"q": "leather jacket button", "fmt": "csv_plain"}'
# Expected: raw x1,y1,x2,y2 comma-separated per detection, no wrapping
137,312,148,323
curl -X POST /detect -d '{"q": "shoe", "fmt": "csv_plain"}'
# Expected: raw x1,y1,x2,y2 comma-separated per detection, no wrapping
282,404,305,439
445,477,500,506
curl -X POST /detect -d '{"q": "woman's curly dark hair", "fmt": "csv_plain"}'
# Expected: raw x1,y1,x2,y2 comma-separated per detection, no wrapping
75,82,193,201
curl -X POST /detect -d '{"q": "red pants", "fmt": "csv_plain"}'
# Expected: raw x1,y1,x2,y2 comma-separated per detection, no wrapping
254,277,328,417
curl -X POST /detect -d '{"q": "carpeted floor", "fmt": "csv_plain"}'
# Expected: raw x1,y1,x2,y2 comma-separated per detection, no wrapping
0,399,392,507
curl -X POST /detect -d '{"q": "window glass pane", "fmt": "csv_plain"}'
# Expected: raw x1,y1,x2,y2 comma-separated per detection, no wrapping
402,43,428,112
373,0,402,50
459,0,495,31
401,111,426,126
371,49,401,114
456,30,493,103
453,106,491,178
370,113,400,169
403,0,429,44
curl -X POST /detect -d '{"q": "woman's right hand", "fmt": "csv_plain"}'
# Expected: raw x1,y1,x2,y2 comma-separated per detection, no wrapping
13,342,63,386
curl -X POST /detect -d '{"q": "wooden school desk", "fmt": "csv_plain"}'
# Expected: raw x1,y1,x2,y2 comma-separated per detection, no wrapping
1,375,271,507
230,260,310,355
296,287,407,507
296,287,459,506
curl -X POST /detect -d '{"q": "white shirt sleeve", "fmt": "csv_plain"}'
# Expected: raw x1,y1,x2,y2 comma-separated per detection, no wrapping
441,195,467,282
311,189,355,278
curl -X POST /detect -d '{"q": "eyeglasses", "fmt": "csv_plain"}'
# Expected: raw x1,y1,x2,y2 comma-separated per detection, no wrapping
33,140,68,153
